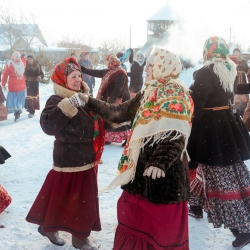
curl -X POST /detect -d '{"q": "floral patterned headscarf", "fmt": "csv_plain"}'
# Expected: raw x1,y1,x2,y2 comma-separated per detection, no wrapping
9,51,24,79
101,47,193,193
106,54,121,69
203,36,237,92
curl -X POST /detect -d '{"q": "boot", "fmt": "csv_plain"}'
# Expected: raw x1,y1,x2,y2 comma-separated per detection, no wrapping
38,226,65,246
72,235,98,250
14,111,20,122
28,112,34,118
230,228,240,237
232,233,250,249
188,205,203,218
122,140,127,147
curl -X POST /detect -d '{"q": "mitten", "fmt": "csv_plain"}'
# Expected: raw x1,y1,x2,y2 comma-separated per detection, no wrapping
78,93,89,103
68,93,86,107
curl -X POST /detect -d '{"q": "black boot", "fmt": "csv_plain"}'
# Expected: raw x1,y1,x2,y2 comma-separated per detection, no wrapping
188,205,203,219
14,111,20,122
122,140,127,146
232,233,250,249
230,228,240,237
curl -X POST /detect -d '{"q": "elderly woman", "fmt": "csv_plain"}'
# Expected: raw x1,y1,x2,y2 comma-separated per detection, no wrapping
187,36,250,250
128,50,146,98
80,47,193,250
26,58,105,250
24,54,44,118
81,54,131,145
1,51,26,122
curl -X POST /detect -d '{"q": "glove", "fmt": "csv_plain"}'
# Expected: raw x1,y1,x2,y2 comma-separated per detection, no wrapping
143,166,165,179
68,93,86,107
78,93,89,103
129,48,133,53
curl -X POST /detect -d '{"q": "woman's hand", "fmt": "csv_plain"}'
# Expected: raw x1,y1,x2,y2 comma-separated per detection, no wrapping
143,166,165,179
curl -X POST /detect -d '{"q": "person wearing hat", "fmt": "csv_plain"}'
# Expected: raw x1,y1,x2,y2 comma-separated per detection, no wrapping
188,37,250,249
78,52,95,96
26,58,105,250
24,54,44,118
79,47,193,250
81,54,131,145
1,51,26,122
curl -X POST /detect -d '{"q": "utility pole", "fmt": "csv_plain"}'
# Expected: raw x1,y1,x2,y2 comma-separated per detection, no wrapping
130,26,131,48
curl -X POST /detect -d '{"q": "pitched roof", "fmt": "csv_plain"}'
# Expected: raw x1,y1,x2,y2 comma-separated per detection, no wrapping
147,4,182,21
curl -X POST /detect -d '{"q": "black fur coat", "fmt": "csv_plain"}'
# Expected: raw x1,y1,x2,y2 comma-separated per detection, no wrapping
86,93,189,204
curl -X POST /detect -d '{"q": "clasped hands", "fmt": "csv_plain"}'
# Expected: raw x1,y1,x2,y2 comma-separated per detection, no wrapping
68,93,89,107
143,166,165,179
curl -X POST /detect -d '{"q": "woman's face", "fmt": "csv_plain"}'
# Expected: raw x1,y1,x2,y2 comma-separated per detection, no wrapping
144,63,153,82
27,58,34,65
66,70,82,91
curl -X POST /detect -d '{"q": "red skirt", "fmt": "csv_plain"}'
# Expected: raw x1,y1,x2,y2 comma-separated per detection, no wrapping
26,168,101,238
113,191,189,250
0,184,12,214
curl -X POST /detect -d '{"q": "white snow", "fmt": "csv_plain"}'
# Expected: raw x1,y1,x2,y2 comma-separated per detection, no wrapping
1,69,250,250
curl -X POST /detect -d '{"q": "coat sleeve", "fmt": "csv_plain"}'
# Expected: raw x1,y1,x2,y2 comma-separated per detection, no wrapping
40,95,78,136
108,73,127,103
81,66,107,78
145,135,185,172
86,92,142,123
1,65,9,86
127,62,141,77
189,68,213,117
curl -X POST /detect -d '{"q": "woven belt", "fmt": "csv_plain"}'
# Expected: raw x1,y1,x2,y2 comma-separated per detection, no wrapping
53,161,99,173
203,106,230,111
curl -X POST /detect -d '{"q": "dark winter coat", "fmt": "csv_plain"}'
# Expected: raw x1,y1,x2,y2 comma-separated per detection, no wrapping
78,60,95,95
40,95,97,168
86,93,189,204
24,60,44,81
81,67,130,103
127,61,145,93
237,59,249,74
187,65,250,168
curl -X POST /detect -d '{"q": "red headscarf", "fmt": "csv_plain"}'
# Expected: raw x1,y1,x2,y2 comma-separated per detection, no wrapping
51,57,83,90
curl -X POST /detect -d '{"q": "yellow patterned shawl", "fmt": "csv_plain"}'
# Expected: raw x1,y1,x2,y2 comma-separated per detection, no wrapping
102,48,194,192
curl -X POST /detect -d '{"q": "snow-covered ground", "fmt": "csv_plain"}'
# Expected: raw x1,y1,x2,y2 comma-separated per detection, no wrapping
1,68,250,250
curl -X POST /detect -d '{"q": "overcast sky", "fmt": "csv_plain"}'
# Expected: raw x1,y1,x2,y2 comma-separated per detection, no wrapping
1,0,250,53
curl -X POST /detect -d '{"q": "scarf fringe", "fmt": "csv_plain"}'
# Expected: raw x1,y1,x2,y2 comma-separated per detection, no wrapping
204,58,237,93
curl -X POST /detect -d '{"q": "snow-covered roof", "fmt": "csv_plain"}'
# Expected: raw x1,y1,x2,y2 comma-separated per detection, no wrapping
147,4,182,21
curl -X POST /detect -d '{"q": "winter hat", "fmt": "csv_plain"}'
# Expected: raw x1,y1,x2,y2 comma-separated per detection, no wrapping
116,52,123,59
51,57,84,91
134,51,145,66
146,52,154,65
233,48,241,53
80,51,89,59
106,54,121,68
27,54,35,59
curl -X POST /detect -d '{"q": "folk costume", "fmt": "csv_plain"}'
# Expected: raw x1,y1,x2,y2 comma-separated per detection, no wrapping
81,54,131,144
128,50,146,98
24,54,44,117
85,48,193,250
1,52,26,122
187,36,250,249
0,145,11,214
26,58,105,248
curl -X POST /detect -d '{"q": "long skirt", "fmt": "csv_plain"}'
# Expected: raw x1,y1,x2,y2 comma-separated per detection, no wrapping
26,168,101,238
113,191,189,250
0,184,12,214
189,162,250,233
25,81,40,114
6,90,26,114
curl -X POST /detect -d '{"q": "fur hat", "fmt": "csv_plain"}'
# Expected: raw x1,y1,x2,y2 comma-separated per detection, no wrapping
80,52,89,58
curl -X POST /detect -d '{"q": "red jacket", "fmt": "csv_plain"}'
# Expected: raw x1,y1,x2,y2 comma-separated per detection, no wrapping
2,59,26,92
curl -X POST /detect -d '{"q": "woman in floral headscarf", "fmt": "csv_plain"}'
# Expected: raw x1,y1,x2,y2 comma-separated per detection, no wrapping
80,47,193,250
26,58,105,250
81,54,131,145
1,51,26,122
187,36,250,249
